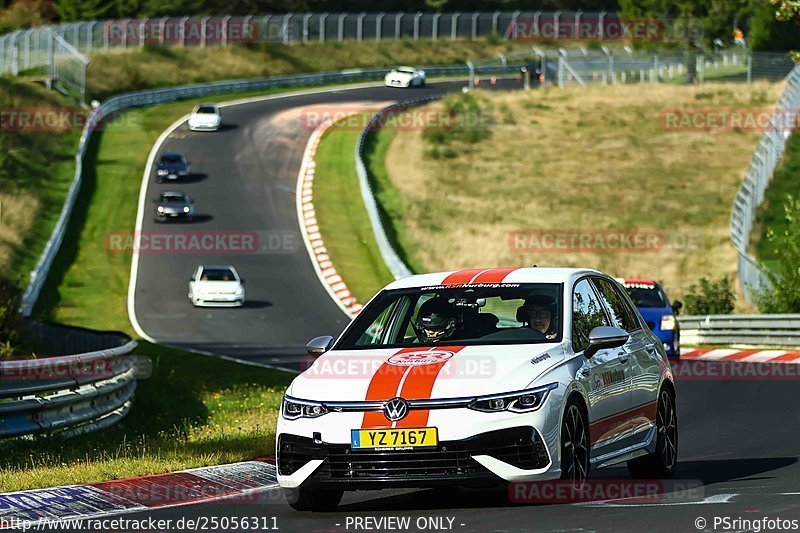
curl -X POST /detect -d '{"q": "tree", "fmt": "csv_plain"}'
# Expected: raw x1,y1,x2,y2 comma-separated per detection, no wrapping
771,0,800,60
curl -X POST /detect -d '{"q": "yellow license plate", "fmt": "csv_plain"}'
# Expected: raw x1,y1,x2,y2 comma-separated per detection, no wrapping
351,427,438,450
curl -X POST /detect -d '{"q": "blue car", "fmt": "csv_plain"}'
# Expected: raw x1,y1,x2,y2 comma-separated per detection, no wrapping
618,278,682,356
155,152,190,183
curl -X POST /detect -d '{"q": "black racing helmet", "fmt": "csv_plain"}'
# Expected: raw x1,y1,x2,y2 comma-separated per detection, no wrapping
413,297,458,342
516,294,558,324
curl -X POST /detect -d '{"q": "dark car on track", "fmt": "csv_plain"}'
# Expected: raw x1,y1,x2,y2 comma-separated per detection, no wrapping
154,191,194,223
155,152,190,182
618,278,682,356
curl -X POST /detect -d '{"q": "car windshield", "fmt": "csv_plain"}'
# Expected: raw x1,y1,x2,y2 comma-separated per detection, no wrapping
161,194,185,203
200,268,236,281
336,283,563,349
396,67,415,73
160,154,183,164
624,285,667,308
196,106,217,114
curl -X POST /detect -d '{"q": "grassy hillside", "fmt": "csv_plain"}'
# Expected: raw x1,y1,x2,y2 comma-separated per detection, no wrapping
370,82,780,307
0,77,79,292
86,38,537,100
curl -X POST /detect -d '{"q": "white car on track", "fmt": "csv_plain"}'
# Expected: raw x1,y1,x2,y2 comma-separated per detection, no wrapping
276,267,677,511
188,104,222,131
384,66,426,88
188,265,244,307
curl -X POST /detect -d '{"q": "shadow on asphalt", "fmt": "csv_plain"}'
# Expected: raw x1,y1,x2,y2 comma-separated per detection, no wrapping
333,457,798,512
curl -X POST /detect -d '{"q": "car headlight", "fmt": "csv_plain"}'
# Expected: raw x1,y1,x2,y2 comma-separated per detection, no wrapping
660,315,676,331
282,396,328,420
234,287,243,295
157,169,168,175
157,206,165,213
468,383,557,414
183,206,190,213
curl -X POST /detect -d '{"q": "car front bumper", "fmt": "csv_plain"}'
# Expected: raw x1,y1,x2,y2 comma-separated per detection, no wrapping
190,294,244,307
276,404,562,489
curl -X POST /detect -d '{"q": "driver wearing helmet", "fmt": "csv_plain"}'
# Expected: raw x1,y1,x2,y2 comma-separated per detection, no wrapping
413,296,459,343
517,294,558,340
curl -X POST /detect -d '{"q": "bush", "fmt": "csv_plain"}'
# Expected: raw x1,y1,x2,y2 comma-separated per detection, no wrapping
753,196,800,313
684,276,735,315
0,279,22,359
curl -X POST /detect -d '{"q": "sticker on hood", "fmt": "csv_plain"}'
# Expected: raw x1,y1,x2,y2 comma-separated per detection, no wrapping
388,350,455,366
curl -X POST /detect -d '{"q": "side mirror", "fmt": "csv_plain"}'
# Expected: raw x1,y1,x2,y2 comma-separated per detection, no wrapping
306,335,334,356
584,326,629,358
672,300,683,315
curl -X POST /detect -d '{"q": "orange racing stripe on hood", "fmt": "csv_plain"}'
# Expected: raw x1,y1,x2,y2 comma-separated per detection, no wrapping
361,346,466,429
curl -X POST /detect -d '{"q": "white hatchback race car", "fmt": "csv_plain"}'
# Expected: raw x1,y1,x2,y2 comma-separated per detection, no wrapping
188,265,244,307
384,66,426,88
187,104,222,131
277,267,677,511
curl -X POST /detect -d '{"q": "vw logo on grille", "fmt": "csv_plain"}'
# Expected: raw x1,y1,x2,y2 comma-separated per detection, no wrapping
383,397,409,421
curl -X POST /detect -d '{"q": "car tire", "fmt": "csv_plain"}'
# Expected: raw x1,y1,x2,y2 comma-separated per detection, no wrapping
560,398,590,490
283,487,343,512
627,388,677,479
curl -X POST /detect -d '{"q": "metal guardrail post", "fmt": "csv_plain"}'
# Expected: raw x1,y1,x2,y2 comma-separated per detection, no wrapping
451,13,459,40
471,13,479,40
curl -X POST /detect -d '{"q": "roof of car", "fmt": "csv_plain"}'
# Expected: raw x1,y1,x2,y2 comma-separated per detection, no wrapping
384,267,602,290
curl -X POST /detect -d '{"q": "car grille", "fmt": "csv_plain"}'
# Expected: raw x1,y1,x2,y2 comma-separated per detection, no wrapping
278,427,549,481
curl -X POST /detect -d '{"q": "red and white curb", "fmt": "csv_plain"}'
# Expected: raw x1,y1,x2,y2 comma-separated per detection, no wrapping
681,348,800,363
296,115,364,318
0,461,278,528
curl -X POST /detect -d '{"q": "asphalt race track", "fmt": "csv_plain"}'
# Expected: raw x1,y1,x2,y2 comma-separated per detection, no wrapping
92,366,800,532
127,80,800,531
132,80,515,370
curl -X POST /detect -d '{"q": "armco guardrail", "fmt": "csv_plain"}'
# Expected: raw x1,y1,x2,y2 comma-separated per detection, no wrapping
679,314,800,347
22,65,520,316
354,96,447,279
730,65,800,302
0,323,137,439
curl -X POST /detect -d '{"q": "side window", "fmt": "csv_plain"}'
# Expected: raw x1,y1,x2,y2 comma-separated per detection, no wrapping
593,278,639,332
356,300,399,346
572,279,609,352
